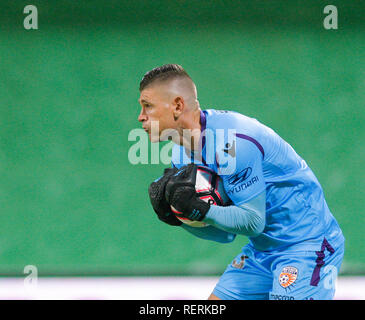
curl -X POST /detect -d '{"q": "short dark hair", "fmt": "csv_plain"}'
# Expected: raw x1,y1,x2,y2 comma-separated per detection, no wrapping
139,64,191,91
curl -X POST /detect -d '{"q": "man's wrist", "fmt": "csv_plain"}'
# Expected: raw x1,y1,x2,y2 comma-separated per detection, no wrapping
185,199,210,221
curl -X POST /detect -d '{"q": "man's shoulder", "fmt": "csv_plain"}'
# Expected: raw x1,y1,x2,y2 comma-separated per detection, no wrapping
202,109,267,170
204,108,263,132
204,109,267,146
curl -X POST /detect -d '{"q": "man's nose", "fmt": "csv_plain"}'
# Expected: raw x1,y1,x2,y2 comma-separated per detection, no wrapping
138,108,147,122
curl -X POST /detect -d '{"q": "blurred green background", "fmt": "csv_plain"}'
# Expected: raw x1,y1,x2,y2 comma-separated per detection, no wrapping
0,1,364,276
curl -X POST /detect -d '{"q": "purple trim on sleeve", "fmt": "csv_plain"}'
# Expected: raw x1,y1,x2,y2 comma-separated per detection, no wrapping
200,110,207,132
200,110,208,166
235,133,265,159
200,110,207,150
310,238,335,287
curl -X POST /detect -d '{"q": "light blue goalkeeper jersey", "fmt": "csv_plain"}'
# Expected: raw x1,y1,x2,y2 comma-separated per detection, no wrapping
171,109,344,252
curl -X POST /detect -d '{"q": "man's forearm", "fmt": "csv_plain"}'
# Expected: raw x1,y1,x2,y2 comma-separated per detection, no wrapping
181,224,236,243
202,190,266,237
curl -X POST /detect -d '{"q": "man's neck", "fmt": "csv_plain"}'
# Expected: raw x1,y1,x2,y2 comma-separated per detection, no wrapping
177,108,202,152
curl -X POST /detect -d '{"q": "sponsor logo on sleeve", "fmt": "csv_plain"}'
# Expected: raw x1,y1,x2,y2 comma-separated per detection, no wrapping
228,167,252,184
226,167,259,195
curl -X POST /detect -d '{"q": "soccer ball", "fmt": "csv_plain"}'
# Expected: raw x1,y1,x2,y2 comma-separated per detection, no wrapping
171,166,231,228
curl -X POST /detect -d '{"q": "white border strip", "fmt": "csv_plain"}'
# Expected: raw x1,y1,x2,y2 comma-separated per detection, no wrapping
0,277,364,300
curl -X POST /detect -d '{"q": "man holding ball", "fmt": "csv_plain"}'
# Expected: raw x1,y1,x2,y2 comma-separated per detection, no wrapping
138,64,344,300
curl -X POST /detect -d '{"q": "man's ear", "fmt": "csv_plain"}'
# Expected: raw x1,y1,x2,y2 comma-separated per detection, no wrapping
172,96,184,121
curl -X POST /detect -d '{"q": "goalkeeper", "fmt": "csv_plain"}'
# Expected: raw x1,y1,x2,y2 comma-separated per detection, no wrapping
139,64,345,300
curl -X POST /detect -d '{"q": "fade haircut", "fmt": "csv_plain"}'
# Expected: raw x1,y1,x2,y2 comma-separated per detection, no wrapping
139,64,192,92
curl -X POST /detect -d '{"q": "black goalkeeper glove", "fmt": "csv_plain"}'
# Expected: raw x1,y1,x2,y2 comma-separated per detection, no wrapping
165,164,210,221
148,167,182,226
